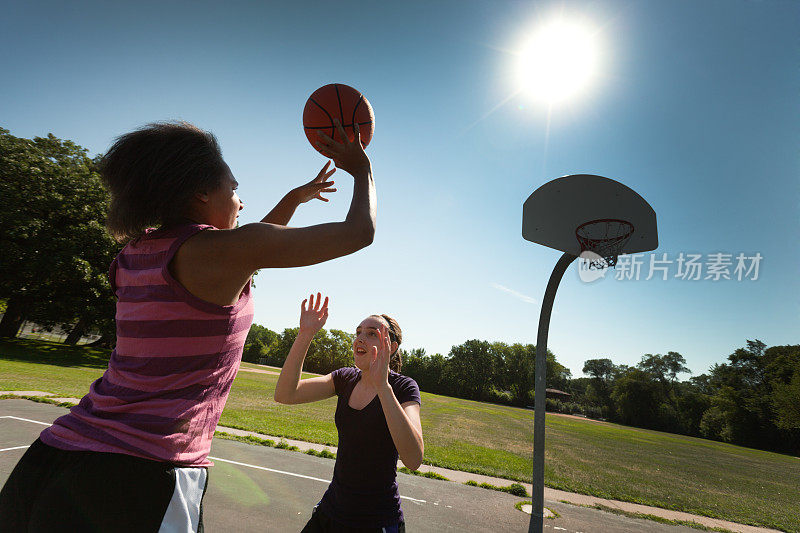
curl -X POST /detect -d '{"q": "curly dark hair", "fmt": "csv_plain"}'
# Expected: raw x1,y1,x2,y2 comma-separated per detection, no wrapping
100,121,227,242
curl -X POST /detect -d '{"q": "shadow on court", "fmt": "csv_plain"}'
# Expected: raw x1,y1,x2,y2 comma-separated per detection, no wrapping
0,400,702,532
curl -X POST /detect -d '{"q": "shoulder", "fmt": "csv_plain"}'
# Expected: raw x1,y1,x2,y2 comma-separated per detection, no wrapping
163,223,222,273
331,366,360,394
112,223,211,280
333,366,360,381
173,224,221,253
129,222,216,259
178,223,285,271
188,222,276,249
388,371,417,388
389,372,421,405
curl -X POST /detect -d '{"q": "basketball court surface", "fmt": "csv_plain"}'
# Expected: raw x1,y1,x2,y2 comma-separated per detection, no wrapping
1,399,704,532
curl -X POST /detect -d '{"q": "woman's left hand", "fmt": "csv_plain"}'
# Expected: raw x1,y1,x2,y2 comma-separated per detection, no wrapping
364,326,391,390
293,162,337,204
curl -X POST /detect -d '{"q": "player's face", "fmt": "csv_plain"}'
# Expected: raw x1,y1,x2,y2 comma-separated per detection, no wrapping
353,316,388,371
206,163,243,230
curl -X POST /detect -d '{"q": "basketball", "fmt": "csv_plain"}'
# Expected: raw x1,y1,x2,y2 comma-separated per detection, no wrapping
303,83,374,155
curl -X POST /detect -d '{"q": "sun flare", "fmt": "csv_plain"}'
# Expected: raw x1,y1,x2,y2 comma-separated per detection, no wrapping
517,20,600,104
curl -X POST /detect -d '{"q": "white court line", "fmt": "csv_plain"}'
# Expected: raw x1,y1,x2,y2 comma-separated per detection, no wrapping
209,456,427,503
0,446,30,453
0,416,52,426
1,414,427,504
208,456,331,483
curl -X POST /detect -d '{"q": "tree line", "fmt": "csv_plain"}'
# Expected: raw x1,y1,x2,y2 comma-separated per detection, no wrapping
571,341,799,455
243,326,572,405
2,127,798,455
244,325,799,455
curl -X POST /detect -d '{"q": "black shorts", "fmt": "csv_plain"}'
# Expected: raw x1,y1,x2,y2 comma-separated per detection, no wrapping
301,505,405,533
0,438,208,533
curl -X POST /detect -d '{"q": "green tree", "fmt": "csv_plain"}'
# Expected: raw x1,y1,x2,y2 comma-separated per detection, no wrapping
401,348,429,389
638,352,690,388
763,345,800,433
422,352,449,394
663,352,691,383
242,324,279,364
582,358,614,403
611,367,664,428
705,340,782,449
309,328,354,374
688,373,713,394
271,327,301,367
501,343,536,405
674,380,711,435
546,350,572,392
699,406,732,442
581,357,620,416
566,376,591,402
638,353,669,383
583,358,615,381
269,327,354,374
772,369,800,430
0,128,120,340
763,344,800,386
638,352,691,418
446,340,499,401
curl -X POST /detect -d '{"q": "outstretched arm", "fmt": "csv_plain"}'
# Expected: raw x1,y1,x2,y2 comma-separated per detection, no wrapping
171,121,376,307
210,119,375,271
274,293,336,405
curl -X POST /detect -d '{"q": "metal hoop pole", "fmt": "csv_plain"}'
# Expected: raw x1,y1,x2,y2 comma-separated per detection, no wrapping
529,251,577,533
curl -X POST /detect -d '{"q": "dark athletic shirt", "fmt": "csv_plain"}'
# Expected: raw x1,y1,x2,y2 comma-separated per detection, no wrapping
317,367,421,528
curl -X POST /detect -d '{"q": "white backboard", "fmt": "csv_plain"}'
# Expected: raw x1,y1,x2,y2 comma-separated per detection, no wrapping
522,174,658,255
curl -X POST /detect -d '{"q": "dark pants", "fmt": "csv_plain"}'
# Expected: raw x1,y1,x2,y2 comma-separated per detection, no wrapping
0,438,196,533
301,505,405,533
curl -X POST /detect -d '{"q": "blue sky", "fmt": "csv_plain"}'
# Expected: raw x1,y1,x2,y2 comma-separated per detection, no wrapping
2,0,798,377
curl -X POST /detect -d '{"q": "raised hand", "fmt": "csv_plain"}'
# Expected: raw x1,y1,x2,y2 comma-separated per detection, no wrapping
314,119,371,177
364,325,391,390
299,292,329,336
293,162,337,204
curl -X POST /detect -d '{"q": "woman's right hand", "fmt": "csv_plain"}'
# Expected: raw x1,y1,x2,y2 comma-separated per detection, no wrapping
315,119,371,178
299,292,329,336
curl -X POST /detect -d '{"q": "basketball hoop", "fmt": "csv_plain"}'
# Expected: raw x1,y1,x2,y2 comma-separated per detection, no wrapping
575,218,634,269
522,175,658,533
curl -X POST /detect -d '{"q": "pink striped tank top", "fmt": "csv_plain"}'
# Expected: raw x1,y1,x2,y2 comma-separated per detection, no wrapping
40,223,254,467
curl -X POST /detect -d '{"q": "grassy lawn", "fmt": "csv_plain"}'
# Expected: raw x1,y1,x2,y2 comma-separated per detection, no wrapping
1,338,798,531
0,339,108,397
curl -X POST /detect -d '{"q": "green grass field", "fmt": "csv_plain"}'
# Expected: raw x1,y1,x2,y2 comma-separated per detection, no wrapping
1,338,798,531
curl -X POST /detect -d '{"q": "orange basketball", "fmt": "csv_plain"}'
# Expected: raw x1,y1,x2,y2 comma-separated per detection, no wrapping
303,83,374,155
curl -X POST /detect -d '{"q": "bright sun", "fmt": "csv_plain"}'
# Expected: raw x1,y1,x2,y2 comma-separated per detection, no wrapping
517,20,599,104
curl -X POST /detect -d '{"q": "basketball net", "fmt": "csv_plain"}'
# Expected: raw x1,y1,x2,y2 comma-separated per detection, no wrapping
575,219,634,269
